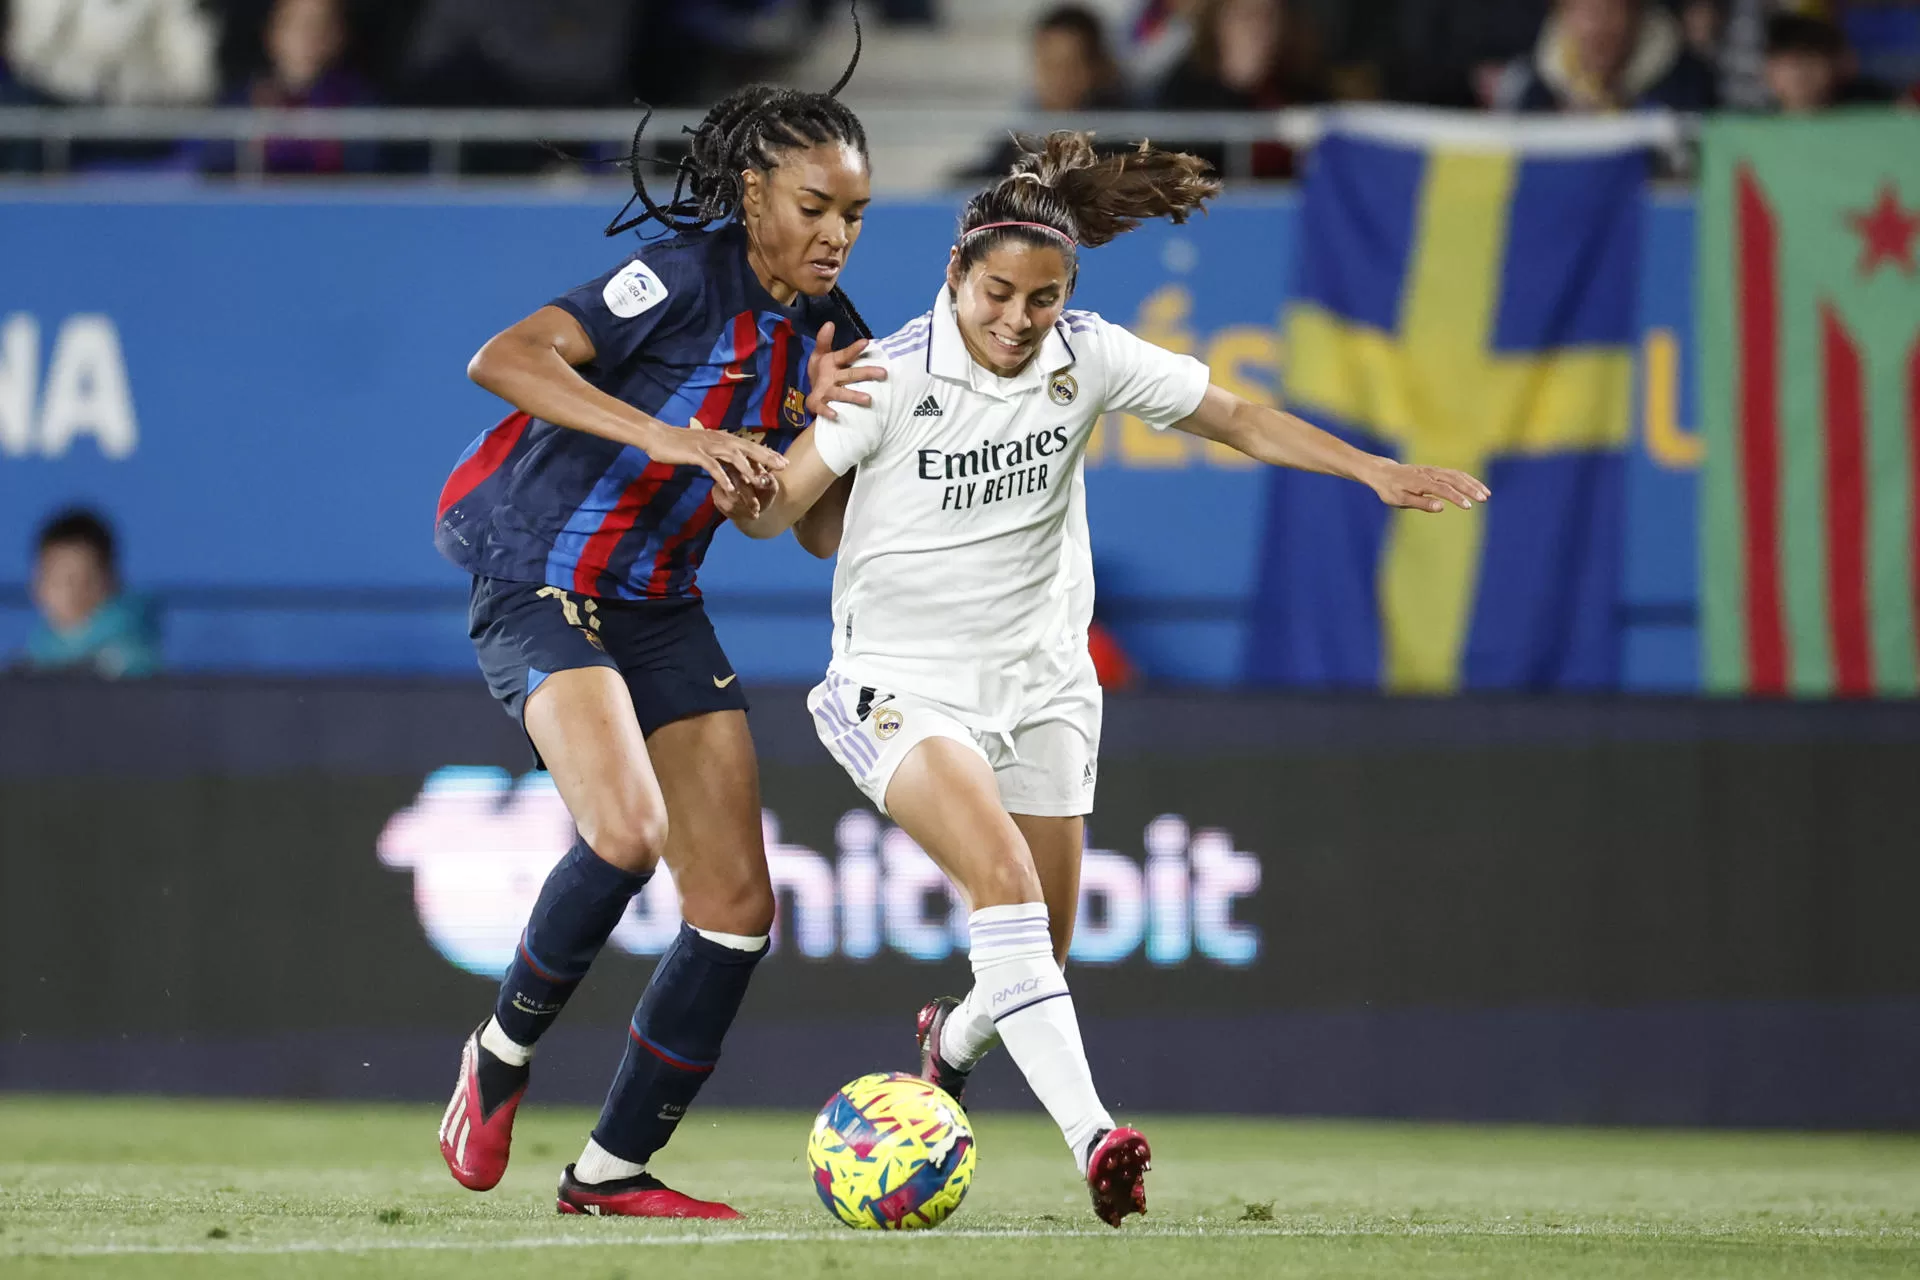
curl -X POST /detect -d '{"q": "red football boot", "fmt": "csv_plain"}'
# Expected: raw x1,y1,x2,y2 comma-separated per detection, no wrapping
1085,1127,1152,1227
438,1025,528,1192
915,996,973,1105
556,1165,742,1219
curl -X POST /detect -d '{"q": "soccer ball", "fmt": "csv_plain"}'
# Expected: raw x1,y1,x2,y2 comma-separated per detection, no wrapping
807,1072,975,1230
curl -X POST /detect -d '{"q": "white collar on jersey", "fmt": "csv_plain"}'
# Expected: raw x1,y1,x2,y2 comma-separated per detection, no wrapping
927,290,1078,403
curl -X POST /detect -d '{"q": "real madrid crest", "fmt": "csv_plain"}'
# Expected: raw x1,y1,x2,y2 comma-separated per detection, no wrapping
1048,371,1078,406
783,386,807,428
873,707,903,740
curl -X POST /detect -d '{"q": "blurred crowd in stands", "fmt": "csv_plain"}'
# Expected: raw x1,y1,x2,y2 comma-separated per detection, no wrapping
1128,0,1918,117
0,2,1911,151
0,0,1914,177
3,1,1912,110
0,0,1913,176
976,0,1920,176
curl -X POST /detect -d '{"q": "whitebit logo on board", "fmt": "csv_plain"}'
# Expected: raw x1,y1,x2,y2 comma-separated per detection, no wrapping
0,314,140,460
378,767,1263,978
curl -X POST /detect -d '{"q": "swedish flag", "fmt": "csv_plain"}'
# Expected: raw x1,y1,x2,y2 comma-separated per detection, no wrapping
1248,117,1647,692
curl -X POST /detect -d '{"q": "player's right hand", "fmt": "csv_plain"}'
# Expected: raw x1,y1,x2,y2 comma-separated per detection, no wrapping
806,321,887,422
711,463,774,522
1368,461,1489,514
646,419,787,494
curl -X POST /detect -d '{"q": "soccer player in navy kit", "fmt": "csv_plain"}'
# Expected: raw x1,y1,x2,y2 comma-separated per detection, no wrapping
430,68,880,1217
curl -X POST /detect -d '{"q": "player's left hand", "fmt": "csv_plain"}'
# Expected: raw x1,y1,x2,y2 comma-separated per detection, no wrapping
1368,461,1490,513
805,321,887,422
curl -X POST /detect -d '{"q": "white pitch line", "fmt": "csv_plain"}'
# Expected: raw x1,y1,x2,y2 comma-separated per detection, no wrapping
10,1227,1268,1257
5,1223,1903,1258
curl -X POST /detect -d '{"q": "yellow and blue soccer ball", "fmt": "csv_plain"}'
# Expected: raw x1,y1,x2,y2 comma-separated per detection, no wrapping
807,1072,975,1230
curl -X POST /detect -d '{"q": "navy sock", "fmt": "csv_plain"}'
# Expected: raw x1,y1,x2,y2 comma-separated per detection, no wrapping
590,921,765,1166
492,836,650,1047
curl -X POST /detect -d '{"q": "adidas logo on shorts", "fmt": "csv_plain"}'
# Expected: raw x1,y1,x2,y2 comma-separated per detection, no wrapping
912,395,943,418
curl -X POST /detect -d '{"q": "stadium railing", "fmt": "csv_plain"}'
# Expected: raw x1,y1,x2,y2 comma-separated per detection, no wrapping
0,105,1698,181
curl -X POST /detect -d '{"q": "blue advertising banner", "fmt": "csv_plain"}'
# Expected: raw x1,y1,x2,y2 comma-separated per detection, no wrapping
0,185,1701,688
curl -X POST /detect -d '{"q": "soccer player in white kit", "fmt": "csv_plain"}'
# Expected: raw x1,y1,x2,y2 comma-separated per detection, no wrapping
719,132,1489,1226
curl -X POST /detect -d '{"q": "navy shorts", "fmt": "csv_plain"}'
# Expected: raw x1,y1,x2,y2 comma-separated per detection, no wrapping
468,577,748,752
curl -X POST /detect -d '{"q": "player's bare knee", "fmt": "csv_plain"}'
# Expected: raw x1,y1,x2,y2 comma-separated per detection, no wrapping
683,874,775,937
722,885,777,937
578,798,668,874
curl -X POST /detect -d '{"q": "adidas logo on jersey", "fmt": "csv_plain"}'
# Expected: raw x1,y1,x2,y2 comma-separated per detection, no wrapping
913,395,943,417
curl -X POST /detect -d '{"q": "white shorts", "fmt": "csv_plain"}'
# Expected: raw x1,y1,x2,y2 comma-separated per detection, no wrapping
807,662,1102,819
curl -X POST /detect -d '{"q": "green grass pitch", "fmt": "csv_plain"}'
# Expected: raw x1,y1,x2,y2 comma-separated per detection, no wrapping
1,1096,1916,1278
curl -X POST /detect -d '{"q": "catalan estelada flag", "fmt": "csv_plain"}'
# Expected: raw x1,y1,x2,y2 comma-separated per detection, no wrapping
1247,113,1650,692
1699,113,1920,697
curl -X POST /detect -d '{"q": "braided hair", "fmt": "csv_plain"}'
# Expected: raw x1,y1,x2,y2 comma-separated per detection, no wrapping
955,132,1220,289
608,3,872,338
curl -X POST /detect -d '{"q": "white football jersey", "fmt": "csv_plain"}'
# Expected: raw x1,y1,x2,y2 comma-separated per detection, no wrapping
810,291,1210,729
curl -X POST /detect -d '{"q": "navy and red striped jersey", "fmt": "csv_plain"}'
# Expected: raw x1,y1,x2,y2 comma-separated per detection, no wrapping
434,222,847,600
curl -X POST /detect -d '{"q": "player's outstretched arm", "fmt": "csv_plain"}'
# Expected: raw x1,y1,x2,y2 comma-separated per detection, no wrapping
468,305,785,495
718,428,844,540
1171,385,1490,514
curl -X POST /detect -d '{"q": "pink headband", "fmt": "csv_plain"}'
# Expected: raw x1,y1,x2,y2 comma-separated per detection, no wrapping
963,220,1077,248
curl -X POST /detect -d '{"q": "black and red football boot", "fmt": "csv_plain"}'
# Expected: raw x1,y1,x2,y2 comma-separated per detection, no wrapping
437,1024,528,1192
1085,1127,1152,1227
555,1165,742,1219
914,996,973,1106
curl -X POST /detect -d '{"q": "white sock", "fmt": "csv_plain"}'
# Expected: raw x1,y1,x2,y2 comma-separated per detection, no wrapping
479,1016,533,1067
574,1137,646,1184
693,926,769,952
967,903,1114,1172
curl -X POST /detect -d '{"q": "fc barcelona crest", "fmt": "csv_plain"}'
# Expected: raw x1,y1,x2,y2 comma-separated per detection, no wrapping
784,386,807,428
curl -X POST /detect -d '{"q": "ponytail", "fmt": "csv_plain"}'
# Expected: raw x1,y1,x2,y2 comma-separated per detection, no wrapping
955,132,1220,278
